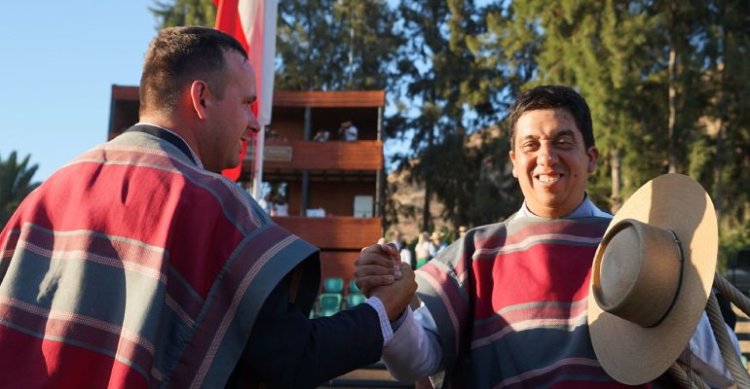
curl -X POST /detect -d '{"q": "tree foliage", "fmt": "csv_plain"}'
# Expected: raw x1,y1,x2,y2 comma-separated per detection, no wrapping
489,0,750,263
0,151,40,227
386,0,518,231
277,0,401,91
147,0,750,259
150,0,215,28
151,0,401,92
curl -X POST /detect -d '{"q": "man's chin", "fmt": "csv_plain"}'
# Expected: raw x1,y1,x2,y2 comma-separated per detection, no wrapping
224,159,240,171
528,198,565,214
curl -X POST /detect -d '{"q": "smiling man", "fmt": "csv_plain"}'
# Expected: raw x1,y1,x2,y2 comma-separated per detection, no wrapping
509,101,599,218
355,86,638,388
354,86,736,388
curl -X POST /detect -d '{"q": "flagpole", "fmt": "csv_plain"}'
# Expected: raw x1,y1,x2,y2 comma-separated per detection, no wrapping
252,125,266,199
215,0,277,196
245,0,277,199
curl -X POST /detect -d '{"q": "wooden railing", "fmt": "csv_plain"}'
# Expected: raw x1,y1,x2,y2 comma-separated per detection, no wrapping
273,90,385,108
272,216,383,288
247,140,383,171
272,216,381,250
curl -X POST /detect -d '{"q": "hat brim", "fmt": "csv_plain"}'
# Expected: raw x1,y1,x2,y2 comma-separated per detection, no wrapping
587,174,717,384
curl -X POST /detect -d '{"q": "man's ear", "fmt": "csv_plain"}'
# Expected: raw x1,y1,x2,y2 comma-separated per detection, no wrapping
509,150,518,178
189,80,209,120
587,146,600,174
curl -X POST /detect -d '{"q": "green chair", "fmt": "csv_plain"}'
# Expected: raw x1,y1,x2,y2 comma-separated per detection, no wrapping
346,293,366,309
318,293,342,317
348,280,361,294
323,277,344,294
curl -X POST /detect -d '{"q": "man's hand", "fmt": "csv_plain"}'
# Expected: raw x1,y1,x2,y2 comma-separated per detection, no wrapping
354,240,402,296
354,239,417,320
371,263,417,320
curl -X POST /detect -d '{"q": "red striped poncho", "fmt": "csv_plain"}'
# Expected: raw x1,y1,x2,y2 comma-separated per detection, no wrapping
416,216,647,388
0,131,319,388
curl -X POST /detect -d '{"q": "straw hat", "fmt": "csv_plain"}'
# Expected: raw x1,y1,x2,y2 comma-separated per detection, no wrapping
587,174,718,385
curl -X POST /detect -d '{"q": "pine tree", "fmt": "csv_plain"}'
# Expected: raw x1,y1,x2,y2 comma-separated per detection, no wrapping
700,0,750,263
276,0,400,91
389,0,511,231
150,0,215,28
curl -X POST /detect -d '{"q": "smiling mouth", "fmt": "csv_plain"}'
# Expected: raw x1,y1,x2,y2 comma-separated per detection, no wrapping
536,173,563,184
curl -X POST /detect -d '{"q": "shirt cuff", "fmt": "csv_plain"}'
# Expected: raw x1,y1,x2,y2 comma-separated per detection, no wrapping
366,296,394,346
389,308,408,331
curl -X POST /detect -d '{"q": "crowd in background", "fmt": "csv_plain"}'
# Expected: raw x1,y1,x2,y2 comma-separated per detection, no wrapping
390,226,467,270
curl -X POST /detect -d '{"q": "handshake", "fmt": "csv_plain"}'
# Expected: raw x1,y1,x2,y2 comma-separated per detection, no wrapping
353,239,417,320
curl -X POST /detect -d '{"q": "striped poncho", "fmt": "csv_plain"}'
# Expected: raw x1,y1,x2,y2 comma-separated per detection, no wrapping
416,216,646,388
0,130,319,388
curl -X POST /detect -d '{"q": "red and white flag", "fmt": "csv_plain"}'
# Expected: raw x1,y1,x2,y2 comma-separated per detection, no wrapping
215,0,277,192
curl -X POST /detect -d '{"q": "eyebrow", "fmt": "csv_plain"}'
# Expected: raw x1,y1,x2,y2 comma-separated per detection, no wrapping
520,129,578,141
554,129,577,139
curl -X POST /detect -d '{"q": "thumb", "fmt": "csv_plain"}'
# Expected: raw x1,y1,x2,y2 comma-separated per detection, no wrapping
377,237,386,245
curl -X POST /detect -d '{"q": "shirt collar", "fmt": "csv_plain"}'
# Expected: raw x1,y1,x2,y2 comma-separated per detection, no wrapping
516,194,611,220
136,122,204,169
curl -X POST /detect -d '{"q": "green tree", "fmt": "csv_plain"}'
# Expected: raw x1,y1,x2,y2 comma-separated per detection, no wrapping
150,0,401,92
486,0,750,265
488,0,731,211
0,152,40,226
700,0,750,264
150,0,215,28
493,0,665,211
389,0,510,232
277,0,401,91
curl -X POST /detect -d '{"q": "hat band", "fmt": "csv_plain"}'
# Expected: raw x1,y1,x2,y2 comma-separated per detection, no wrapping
645,229,685,328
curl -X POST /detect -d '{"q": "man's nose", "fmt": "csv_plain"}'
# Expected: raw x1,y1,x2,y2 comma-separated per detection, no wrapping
248,110,261,134
537,142,558,165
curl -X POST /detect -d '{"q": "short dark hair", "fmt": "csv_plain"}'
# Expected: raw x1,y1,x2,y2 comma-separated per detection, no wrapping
139,26,247,115
508,85,595,149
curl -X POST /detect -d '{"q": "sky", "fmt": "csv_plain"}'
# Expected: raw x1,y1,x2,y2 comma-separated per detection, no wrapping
0,1,158,181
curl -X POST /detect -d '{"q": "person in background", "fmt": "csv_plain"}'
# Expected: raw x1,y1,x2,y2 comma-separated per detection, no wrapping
390,231,414,270
313,128,330,142
427,231,447,258
270,194,289,217
339,120,358,141
258,192,272,214
0,26,416,388
414,231,431,269
457,225,467,238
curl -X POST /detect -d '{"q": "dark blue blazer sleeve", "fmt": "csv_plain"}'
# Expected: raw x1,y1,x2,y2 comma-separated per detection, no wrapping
227,277,384,389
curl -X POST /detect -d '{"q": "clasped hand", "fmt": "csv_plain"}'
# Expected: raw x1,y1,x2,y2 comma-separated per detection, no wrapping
354,239,416,320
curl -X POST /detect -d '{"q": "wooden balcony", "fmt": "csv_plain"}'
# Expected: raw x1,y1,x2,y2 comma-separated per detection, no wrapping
274,90,385,108
271,216,381,250
272,216,383,287
245,140,383,172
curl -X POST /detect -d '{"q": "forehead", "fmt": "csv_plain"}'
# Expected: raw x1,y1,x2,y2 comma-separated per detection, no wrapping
514,108,581,140
224,50,256,92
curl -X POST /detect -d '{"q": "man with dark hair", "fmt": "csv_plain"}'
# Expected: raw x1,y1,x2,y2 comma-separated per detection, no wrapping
0,26,415,388
356,85,732,388
508,85,595,150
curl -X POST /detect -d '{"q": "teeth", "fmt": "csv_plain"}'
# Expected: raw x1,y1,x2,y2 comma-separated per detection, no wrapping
538,175,560,184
